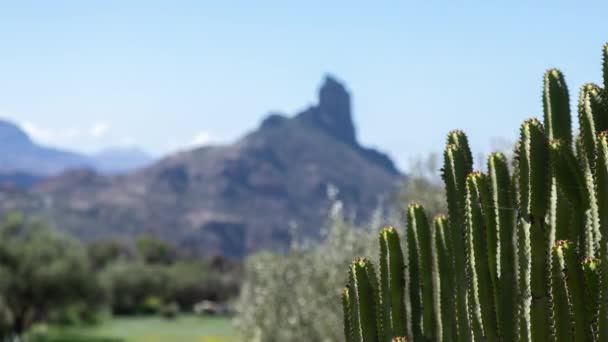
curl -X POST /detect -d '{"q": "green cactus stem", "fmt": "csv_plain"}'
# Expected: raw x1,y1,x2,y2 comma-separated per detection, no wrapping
518,118,551,342
543,69,572,145
343,286,354,342
407,204,435,341
349,258,381,342
551,240,573,342
379,226,407,340
465,172,499,342
583,257,600,340
596,132,608,341
487,152,517,342
406,206,422,341
442,131,473,342
433,215,454,342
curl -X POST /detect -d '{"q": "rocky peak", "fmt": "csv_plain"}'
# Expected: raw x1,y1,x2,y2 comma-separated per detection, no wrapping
298,75,357,146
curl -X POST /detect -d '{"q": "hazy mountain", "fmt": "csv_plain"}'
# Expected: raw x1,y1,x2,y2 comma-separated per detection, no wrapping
0,120,155,182
0,76,403,257
0,120,93,175
92,147,154,173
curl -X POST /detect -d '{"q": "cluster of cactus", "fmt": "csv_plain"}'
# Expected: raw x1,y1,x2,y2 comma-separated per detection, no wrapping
342,43,608,342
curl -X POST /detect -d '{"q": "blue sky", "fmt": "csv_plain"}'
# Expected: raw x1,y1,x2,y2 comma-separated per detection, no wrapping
0,1,607,170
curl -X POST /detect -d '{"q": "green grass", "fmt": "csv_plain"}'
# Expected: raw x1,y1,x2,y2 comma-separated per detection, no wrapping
32,315,239,342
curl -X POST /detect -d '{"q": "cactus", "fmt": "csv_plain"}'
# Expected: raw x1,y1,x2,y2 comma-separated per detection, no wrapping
379,226,407,340
433,215,453,342
342,43,608,342
551,240,573,342
518,119,552,342
408,204,437,341
487,153,517,341
596,132,608,341
343,286,354,342
441,133,472,342
465,172,499,341
347,257,382,342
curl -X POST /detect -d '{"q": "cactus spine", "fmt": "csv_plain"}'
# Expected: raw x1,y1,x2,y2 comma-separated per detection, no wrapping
342,43,608,342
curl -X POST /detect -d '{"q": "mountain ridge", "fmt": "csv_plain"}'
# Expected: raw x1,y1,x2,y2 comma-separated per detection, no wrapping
0,76,403,257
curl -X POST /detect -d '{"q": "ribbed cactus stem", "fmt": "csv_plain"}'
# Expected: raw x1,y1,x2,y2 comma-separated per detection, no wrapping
408,204,435,341
343,286,354,342
603,43,608,90
434,215,454,342
429,217,443,342
596,132,608,341
548,140,586,207
517,217,531,342
543,69,572,145
349,258,381,342
406,205,422,341
442,130,473,342
578,83,604,168
583,257,600,340
542,68,573,251
561,239,587,342
518,118,551,342
379,226,407,340
447,130,474,171
465,172,499,342
549,139,588,257
551,240,573,342
576,137,601,258
488,152,517,342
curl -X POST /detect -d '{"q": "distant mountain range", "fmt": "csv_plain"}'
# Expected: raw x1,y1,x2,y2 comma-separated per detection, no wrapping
92,147,155,174
0,76,403,257
0,120,153,183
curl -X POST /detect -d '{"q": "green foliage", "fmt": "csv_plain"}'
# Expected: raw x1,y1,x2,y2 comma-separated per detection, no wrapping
136,235,176,265
342,43,608,342
0,214,105,337
100,261,168,315
236,200,373,342
235,160,445,342
87,239,132,270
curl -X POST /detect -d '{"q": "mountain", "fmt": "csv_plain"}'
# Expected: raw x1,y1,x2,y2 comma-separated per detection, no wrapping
92,147,154,173
0,120,154,180
0,120,94,175
0,76,403,257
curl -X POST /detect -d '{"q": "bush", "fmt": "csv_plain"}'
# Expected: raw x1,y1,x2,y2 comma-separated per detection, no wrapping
236,200,375,341
235,171,444,341
141,296,163,315
100,262,168,315
0,213,106,335
160,302,179,319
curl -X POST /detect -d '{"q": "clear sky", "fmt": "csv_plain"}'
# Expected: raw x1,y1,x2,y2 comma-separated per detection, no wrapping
1,1,607,170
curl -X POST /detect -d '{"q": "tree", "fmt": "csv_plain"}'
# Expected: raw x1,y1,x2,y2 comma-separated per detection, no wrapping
87,239,132,271
136,235,176,265
0,213,103,336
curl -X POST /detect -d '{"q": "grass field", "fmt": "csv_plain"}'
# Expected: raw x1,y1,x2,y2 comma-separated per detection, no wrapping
31,315,239,342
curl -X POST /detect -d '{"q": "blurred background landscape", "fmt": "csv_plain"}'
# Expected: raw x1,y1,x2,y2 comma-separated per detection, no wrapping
1,1,607,341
